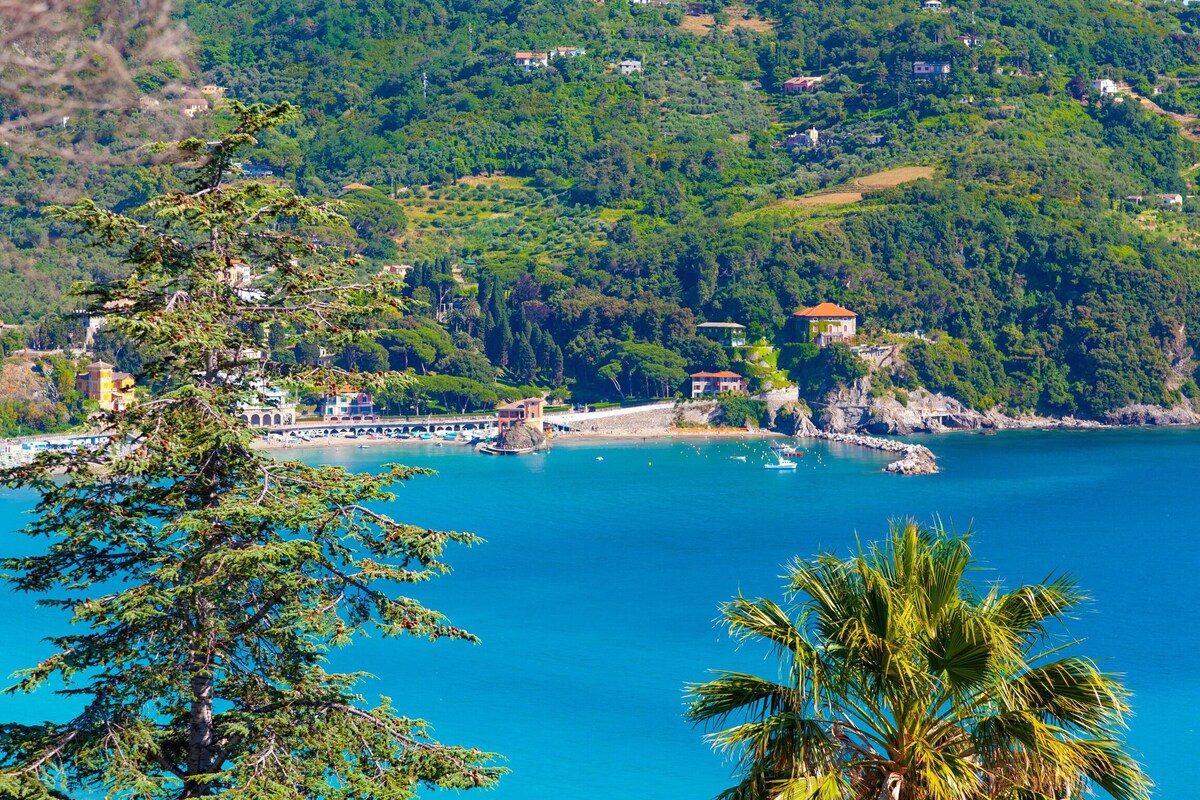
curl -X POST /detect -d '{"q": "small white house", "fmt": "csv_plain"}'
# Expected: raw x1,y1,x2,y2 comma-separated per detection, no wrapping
618,59,643,75
514,51,550,69
1157,193,1184,207
1091,79,1117,95
913,61,951,78
921,0,943,10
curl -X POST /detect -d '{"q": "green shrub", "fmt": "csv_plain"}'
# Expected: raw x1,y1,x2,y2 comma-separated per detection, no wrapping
717,394,768,428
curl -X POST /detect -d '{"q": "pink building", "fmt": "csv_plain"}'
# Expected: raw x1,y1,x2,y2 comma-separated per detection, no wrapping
497,398,545,432
782,76,824,94
690,371,747,397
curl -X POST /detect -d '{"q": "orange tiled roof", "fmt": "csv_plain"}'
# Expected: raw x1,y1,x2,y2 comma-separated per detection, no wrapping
792,302,856,318
691,371,743,378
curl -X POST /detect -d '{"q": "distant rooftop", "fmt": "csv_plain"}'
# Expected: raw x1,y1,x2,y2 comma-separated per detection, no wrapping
697,322,745,329
793,302,856,318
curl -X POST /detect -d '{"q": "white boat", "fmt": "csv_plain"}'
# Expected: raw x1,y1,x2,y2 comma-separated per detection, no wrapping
357,444,370,449
764,455,797,470
730,455,747,462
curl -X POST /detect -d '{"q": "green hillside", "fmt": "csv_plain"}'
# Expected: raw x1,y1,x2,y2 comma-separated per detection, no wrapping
7,0,1200,427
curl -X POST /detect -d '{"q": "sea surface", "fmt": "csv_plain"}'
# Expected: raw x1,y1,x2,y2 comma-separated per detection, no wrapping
0,429,1197,799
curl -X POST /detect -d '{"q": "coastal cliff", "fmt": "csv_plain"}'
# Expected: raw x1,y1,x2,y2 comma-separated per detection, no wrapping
783,380,1200,436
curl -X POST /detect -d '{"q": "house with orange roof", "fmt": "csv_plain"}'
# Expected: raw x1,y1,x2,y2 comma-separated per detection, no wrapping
690,371,747,398
792,302,857,346
514,51,550,69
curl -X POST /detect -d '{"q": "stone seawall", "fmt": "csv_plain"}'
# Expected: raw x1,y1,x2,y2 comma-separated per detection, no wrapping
793,413,937,474
817,431,938,475
560,401,718,436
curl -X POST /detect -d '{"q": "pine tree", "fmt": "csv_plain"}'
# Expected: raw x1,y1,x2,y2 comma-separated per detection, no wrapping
0,103,503,799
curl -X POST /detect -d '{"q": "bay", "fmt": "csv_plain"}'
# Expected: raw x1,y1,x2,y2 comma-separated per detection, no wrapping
0,429,1196,798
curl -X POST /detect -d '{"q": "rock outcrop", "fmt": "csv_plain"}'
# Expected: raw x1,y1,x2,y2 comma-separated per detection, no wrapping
496,423,548,451
1103,404,1200,426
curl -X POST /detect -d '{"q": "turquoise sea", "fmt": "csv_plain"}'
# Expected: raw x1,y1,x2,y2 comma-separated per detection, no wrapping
1,429,1197,798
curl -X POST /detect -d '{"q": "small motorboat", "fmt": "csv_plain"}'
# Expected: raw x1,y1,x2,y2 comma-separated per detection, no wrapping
764,455,797,470
730,455,747,462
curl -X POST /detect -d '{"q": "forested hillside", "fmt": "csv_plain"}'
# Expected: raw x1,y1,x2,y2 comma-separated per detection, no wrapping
9,0,1200,427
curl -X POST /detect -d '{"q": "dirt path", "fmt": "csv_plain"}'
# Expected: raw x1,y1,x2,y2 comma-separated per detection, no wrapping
1120,86,1200,142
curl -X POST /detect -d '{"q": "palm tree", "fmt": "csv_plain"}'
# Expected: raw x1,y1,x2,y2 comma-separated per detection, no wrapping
686,520,1151,800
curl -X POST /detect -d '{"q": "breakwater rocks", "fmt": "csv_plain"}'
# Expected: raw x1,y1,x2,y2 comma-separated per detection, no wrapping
810,430,939,475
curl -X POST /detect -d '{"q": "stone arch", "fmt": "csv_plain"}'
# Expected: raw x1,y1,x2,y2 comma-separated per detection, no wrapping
273,413,281,425
251,413,261,426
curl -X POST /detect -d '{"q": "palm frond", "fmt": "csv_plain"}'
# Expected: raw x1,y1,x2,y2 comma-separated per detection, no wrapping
686,672,800,728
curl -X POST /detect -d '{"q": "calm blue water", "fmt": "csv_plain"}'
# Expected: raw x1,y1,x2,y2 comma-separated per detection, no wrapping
1,429,1197,798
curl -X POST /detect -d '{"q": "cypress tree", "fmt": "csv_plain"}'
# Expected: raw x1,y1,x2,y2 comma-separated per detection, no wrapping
550,343,565,386
511,335,538,383
0,103,503,799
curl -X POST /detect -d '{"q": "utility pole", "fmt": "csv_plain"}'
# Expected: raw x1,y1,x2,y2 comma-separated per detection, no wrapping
422,71,428,99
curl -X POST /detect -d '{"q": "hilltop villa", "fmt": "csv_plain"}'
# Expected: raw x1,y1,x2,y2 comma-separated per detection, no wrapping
792,302,858,346
696,321,747,347
75,361,136,412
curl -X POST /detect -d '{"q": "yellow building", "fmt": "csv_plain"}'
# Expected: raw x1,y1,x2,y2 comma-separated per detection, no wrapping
76,361,136,412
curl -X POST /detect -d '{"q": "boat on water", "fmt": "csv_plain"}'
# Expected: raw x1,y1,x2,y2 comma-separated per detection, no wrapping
357,444,370,449
771,441,805,457
764,454,797,470
478,443,536,455
730,455,747,462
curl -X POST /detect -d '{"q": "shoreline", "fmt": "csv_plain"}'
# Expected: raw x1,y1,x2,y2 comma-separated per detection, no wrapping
249,426,786,453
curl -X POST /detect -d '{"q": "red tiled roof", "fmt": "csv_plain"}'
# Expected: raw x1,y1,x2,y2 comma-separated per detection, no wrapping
691,371,743,378
792,302,856,318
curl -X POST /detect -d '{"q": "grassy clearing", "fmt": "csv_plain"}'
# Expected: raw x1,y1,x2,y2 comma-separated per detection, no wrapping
456,175,529,189
854,166,937,189
679,7,777,37
788,191,865,207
